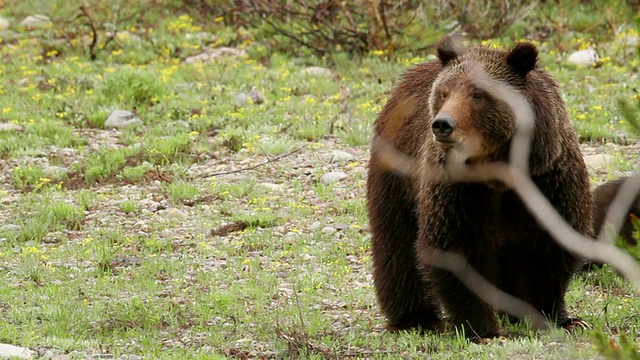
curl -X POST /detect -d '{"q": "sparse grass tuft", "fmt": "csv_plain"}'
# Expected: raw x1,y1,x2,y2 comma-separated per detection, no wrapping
163,180,200,203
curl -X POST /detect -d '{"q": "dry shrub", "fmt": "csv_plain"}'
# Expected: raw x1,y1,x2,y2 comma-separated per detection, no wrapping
443,0,538,39
239,0,423,56
215,0,537,56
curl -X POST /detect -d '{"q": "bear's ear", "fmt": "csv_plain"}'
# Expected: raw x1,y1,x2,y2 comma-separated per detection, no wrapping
506,42,538,76
437,36,462,65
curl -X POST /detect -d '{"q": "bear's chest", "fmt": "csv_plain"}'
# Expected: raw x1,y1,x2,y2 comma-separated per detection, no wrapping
455,186,539,247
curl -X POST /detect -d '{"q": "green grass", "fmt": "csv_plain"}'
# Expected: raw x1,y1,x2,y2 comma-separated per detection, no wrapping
0,0,639,359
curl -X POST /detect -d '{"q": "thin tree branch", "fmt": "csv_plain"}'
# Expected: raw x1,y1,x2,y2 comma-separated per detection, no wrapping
204,145,308,178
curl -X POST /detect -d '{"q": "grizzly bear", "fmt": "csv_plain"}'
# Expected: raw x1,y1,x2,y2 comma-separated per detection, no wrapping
366,37,593,339
581,177,640,270
592,177,640,246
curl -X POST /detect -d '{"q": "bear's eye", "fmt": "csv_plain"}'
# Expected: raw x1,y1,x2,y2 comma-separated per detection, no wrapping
471,90,485,101
440,91,449,100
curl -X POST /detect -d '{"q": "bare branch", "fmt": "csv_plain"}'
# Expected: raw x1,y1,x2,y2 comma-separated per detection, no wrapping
204,145,308,178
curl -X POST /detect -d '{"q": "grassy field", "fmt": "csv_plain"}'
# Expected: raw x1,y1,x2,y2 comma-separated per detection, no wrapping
0,1,639,359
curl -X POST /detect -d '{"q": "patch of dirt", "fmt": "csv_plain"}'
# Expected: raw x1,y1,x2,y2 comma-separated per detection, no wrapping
210,221,249,237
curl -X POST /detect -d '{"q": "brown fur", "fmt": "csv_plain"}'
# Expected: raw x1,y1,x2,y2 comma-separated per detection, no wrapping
367,38,593,339
592,178,640,246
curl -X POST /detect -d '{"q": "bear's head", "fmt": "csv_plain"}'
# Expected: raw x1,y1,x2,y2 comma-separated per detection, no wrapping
427,37,541,168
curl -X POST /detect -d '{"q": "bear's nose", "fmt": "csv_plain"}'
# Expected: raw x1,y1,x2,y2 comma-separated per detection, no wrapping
432,116,456,140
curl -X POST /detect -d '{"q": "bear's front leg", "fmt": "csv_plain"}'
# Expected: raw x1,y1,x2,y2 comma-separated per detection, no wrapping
368,169,443,332
429,266,500,340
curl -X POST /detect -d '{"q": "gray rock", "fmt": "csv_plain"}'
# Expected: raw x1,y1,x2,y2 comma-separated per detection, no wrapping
335,223,349,231
0,123,23,132
321,226,336,234
90,354,114,359
68,350,84,359
41,350,55,360
166,208,188,221
19,14,50,29
0,343,33,359
118,356,141,360
567,49,599,66
319,171,347,185
257,182,284,192
247,88,265,104
584,154,616,170
300,66,333,78
104,110,142,129
234,89,265,107
51,355,71,360
233,93,250,107
185,47,246,63
0,224,21,233
0,17,10,30
0,196,18,204
329,150,354,163
310,221,322,230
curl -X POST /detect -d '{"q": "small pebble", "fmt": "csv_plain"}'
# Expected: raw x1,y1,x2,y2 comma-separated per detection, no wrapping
320,171,347,185
321,226,337,234
104,110,142,129
166,208,188,221
567,49,599,66
329,150,354,163
300,66,333,78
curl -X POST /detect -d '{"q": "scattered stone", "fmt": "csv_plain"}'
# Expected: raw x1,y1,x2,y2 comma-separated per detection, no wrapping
233,93,250,107
51,355,70,360
40,351,55,360
185,47,247,63
310,221,322,230
319,171,347,185
90,355,114,360
234,88,265,107
166,208,188,221
300,66,333,78
0,343,33,359
0,196,18,205
329,150,354,163
0,224,20,233
584,154,616,170
68,351,84,359
247,88,265,104
118,355,142,360
321,226,336,234
0,17,10,30
567,49,599,66
0,123,23,132
19,14,50,29
257,182,284,192
104,110,143,129
335,223,349,231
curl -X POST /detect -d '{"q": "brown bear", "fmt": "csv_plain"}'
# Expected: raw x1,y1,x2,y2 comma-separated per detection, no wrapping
366,37,593,339
592,177,640,246
584,177,640,270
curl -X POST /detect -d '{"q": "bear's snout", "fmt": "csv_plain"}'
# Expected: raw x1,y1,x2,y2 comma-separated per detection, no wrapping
432,115,456,141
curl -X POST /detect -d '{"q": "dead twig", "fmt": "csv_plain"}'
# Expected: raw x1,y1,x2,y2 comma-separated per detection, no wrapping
204,145,308,178
79,2,99,60
79,0,122,60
